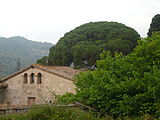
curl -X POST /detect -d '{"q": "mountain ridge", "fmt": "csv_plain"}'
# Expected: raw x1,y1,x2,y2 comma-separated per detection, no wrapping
0,36,52,77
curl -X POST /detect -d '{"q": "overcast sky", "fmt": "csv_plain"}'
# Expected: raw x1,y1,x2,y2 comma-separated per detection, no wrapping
0,0,159,44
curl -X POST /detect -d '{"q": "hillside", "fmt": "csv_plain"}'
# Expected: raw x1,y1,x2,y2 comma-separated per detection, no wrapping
0,36,52,76
38,22,140,67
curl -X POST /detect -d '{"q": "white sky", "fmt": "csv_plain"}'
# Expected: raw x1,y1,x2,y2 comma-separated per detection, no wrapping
0,0,159,44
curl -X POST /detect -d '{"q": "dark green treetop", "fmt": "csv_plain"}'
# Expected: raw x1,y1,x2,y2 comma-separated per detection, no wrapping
37,56,48,65
42,22,140,67
148,14,160,37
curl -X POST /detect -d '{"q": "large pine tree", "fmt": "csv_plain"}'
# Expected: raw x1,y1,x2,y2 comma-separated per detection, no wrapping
45,22,140,67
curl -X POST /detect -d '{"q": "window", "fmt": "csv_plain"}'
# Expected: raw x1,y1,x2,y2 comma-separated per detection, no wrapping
23,73,28,84
37,73,42,84
30,73,35,84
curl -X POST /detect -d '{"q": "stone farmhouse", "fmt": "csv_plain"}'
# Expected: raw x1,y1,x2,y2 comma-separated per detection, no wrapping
0,64,80,106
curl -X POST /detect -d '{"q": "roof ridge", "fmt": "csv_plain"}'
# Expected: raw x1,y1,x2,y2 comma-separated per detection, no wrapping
1,64,81,82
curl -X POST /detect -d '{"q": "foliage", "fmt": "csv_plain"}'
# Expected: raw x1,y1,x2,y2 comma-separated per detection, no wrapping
0,104,157,120
148,14,160,37
0,36,52,76
48,45,72,66
70,33,160,117
47,21,140,67
37,56,48,65
56,92,78,104
72,41,101,66
0,105,100,120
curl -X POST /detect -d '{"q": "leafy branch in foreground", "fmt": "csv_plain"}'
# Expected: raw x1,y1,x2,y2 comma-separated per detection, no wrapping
61,33,160,117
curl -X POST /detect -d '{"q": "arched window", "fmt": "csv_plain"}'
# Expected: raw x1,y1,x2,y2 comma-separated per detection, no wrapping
37,73,42,84
23,73,28,84
30,73,35,84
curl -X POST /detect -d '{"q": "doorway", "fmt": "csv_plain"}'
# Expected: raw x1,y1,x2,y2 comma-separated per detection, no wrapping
28,97,36,106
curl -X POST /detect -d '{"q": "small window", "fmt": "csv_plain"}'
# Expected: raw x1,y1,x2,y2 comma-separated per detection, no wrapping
37,73,42,84
23,73,28,84
30,73,35,84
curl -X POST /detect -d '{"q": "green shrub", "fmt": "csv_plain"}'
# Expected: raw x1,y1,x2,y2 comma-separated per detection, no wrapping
72,33,160,117
56,92,78,104
0,105,99,120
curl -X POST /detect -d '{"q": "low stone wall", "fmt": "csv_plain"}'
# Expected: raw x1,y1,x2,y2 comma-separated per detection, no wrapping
0,105,30,115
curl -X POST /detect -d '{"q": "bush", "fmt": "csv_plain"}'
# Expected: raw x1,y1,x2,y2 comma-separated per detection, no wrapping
72,33,160,117
0,105,100,120
56,92,78,104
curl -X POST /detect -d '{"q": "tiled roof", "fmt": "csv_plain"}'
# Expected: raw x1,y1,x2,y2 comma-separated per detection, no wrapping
31,64,81,80
1,64,81,82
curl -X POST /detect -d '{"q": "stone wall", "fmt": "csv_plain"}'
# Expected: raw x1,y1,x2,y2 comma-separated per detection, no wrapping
3,67,76,105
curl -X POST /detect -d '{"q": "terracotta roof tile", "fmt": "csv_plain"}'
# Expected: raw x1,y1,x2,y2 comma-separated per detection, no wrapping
32,64,81,80
1,64,81,82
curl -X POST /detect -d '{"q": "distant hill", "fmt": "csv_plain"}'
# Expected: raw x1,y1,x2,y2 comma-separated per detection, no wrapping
0,36,52,76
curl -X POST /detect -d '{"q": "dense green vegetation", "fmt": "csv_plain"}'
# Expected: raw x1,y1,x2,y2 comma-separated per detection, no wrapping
37,56,48,65
0,36,52,76
58,33,160,118
2,15,160,119
0,105,156,120
148,14,160,37
38,22,140,67
0,105,100,120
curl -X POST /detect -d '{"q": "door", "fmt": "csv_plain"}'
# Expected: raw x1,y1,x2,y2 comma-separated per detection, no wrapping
28,97,36,106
